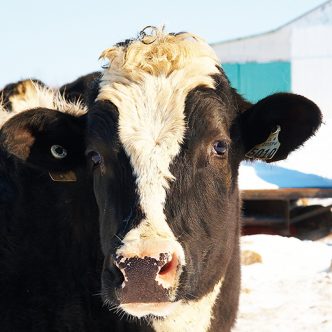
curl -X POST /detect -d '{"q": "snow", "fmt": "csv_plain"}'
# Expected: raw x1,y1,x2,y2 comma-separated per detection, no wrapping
239,161,332,190
239,163,278,189
233,235,332,332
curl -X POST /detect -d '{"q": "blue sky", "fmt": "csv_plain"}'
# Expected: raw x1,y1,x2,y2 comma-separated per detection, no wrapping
0,0,327,87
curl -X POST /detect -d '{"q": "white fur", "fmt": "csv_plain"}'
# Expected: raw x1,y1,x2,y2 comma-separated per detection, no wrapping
152,279,223,332
120,302,176,318
0,106,14,129
0,93,11,127
0,80,86,129
0,93,21,128
9,82,87,117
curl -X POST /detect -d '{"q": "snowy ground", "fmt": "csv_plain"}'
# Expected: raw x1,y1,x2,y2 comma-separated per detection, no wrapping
233,235,332,332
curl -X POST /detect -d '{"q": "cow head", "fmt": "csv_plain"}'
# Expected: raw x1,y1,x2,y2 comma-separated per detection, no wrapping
84,28,321,327
0,84,87,180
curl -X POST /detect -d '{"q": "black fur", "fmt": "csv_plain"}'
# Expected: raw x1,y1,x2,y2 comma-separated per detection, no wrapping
59,72,101,105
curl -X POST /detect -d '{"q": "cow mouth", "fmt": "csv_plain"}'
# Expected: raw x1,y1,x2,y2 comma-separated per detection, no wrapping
120,301,178,318
112,252,182,317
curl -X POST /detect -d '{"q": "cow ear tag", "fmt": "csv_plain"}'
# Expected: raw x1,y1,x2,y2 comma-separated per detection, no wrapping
49,170,77,182
245,125,281,160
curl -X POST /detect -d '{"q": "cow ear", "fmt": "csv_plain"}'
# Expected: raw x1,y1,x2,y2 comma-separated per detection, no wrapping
0,108,86,180
59,72,101,104
239,93,322,162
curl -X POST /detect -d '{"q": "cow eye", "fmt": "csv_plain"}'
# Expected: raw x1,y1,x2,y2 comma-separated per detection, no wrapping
50,145,67,159
87,151,102,168
212,141,228,156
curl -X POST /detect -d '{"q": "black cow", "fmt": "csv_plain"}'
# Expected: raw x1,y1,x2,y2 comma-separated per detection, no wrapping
0,82,156,332
0,87,115,332
1,29,321,332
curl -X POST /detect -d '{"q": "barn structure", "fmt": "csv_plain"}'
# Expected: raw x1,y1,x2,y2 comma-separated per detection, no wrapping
211,0,332,186
212,0,332,108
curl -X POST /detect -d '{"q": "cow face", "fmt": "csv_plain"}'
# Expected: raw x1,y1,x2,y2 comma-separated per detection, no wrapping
86,29,321,322
0,85,88,180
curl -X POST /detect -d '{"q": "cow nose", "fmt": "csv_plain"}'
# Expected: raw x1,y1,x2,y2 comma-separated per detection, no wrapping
114,252,179,304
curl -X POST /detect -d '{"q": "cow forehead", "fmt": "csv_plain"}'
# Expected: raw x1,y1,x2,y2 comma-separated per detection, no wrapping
97,31,220,104
98,31,219,78
95,30,221,240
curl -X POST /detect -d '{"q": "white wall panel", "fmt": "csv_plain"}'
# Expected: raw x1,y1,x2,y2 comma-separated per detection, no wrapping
291,26,332,59
212,28,291,63
276,56,332,179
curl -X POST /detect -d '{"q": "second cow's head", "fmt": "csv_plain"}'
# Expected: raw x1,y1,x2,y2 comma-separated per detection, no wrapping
2,29,322,319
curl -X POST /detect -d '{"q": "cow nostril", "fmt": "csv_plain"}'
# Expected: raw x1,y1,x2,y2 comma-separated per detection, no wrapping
159,260,172,275
159,254,177,276
156,254,179,289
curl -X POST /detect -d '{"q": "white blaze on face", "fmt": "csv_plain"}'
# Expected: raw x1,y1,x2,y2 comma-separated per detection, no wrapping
97,30,220,266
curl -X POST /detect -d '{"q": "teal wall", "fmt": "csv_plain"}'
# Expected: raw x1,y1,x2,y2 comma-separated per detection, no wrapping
222,61,291,103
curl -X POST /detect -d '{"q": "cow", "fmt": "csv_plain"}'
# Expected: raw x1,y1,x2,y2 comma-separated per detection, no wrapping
83,30,321,331
1,28,322,332
0,85,120,332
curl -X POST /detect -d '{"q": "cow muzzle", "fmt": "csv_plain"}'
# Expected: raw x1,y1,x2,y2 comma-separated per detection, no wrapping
106,239,185,317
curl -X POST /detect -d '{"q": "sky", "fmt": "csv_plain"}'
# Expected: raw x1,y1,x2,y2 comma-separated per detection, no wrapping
0,0,328,87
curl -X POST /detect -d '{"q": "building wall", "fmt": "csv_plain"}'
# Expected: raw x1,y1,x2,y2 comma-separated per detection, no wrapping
213,26,292,103
212,28,291,63
291,26,332,112
215,3,332,184
223,61,291,102
288,0,332,28
276,26,332,180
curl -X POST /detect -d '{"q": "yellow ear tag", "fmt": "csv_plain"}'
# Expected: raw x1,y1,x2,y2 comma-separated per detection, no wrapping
245,126,281,160
49,170,77,182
